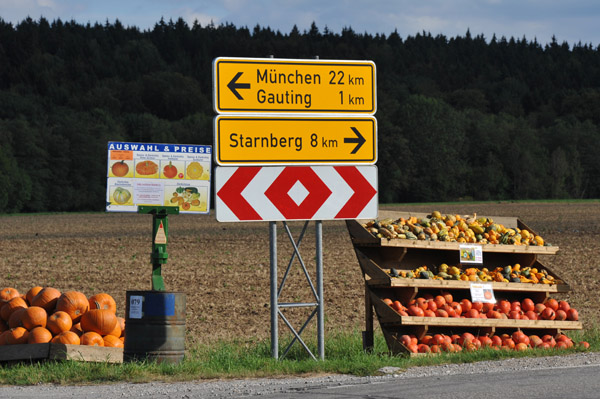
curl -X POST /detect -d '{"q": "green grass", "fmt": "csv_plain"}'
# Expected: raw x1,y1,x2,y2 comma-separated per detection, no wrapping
1,327,598,385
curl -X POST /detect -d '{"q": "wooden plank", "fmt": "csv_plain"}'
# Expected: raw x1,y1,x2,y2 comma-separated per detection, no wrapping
49,344,123,363
370,277,569,293
0,344,123,363
384,316,582,330
0,343,50,362
355,248,392,283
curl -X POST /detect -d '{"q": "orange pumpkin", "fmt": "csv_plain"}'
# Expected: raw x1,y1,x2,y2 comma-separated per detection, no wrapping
0,330,10,345
1,296,28,321
27,327,53,344
47,311,73,335
0,287,20,302
88,293,117,313
21,306,47,330
25,286,43,305
80,331,104,346
70,322,84,336
51,330,80,345
6,327,29,345
103,334,124,348
80,309,117,336
7,307,27,329
56,291,89,323
107,321,121,338
116,316,125,337
31,287,61,312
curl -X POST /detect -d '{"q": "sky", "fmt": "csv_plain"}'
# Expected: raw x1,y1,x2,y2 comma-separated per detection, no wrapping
0,0,599,47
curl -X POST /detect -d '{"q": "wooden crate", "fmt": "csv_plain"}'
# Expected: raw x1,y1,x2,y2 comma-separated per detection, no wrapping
0,343,123,363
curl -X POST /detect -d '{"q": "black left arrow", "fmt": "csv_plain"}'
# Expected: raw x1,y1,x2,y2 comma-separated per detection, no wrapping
227,72,251,100
344,127,366,154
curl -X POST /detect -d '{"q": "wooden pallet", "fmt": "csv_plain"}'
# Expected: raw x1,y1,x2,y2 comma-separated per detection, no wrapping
0,343,123,363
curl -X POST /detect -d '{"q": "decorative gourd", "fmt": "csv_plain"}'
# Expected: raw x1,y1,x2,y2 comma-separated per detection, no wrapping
80,309,117,336
1,297,28,321
103,334,124,348
88,293,117,314
27,327,53,344
56,291,89,323
31,287,61,312
6,327,29,345
51,330,80,345
47,311,73,335
80,331,104,346
25,286,43,305
21,306,47,330
0,287,21,302
136,160,158,175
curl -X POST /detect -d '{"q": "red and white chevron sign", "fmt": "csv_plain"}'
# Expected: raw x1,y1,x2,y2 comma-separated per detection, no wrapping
215,166,378,222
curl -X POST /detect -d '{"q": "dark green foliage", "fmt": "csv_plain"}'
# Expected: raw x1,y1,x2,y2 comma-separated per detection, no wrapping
1,17,599,212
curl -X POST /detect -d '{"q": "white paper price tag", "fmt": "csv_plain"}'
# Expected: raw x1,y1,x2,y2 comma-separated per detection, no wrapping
470,283,496,303
459,244,483,264
129,295,144,319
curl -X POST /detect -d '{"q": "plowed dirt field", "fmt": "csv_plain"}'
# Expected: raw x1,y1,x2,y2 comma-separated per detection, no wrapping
1,202,599,345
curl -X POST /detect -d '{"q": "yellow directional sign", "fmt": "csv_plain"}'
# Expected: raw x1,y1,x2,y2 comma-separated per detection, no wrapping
214,115,377,165
213,57,376,114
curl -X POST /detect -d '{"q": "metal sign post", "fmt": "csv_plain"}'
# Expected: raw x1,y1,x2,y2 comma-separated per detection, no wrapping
137,205,180,291
270,220,324,360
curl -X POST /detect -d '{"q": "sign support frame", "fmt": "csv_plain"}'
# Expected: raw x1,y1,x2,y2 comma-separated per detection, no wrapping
269,220,325,361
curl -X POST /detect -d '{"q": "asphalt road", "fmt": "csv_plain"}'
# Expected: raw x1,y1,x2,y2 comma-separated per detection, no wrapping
1,352,599,398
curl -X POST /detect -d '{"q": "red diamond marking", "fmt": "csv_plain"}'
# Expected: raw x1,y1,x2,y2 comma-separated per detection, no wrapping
264,167,332,220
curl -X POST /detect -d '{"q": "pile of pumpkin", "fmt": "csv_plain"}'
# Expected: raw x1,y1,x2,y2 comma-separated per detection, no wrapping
383,292,580,321
397,331,589,354
0,286,124,347
363,211,548,246
390,263,562,285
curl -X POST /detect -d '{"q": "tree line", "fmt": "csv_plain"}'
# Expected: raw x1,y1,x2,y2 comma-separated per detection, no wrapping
1,17,599,213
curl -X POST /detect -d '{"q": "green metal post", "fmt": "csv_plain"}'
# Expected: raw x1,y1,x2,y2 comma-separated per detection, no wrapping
137,206,179,291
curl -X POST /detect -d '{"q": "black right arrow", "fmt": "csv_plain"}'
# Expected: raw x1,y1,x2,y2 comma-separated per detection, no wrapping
344,127,366,154
227,72,251,100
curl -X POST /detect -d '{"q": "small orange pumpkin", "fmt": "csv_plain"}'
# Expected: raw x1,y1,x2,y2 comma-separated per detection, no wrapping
0,287,20,302
103,334,124,348
31,287,61,312
51,330,80,345
47,311,73,335
21,306,47,330
88,293,117,314
27,327,53,344
80,309,117,336
25,286,43,305
80,331,104,346
56,291,89,323
1,296,28,321
6,327,29,345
